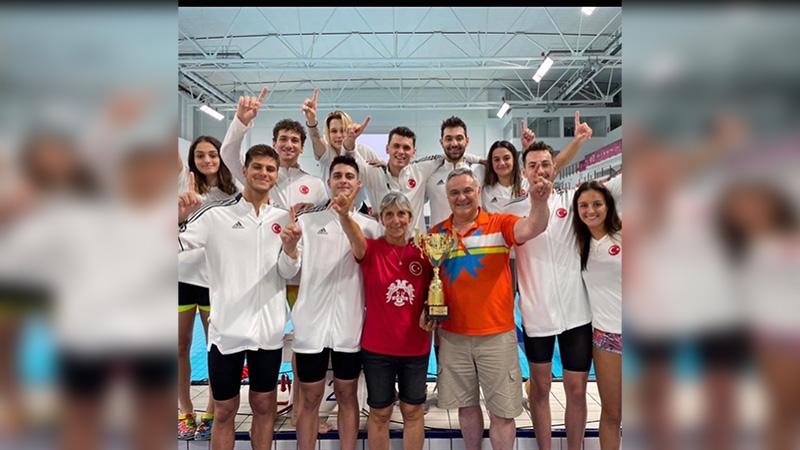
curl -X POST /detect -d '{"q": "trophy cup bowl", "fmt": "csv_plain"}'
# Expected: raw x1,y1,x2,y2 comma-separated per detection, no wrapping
413,228,457,321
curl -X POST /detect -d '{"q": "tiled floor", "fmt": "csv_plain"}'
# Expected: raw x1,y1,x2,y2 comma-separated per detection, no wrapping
179,380,603,449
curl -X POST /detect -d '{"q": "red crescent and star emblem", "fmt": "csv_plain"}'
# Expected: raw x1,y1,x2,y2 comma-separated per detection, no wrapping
299,185,309,195
272,223,282,234
409,261,423,276
556,208,568,218
609,244,621,256
407,178,417,188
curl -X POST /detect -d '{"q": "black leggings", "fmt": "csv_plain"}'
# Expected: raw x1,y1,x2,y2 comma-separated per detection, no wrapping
524,323,593,372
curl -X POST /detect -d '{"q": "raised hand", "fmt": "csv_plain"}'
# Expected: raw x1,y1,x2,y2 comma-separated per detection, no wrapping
331,191,354,217
528,175,553,204
573,111,593,144
332,178,361,215
343,116,371,151
280,206,302,256
301,87,319,126
178,172,203,223
520,119,536,151
236,86,268,126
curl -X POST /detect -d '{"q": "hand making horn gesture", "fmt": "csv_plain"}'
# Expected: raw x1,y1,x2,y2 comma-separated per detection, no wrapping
280,206,303,258
528,174,553,204
301,87,319,126
331,184,360,217
342,116,371,151
178,172,204,223
236,86,269,127
520,119,536,151
573,111,593,144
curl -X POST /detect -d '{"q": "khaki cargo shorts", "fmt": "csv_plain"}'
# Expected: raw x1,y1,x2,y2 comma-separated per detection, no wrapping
437,329,523,419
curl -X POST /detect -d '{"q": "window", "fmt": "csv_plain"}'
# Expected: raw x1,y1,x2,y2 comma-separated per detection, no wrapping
528,117,561,138
565,115,607,137
610,114,622,131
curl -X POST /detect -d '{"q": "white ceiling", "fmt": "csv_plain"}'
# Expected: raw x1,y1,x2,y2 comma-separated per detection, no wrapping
179,7,622,112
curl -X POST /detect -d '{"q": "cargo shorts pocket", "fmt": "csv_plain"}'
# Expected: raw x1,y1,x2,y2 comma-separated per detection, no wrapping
485,365,523,418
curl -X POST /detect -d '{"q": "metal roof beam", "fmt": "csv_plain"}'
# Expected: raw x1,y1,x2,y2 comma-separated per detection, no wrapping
194,99,610,112
544,8,574,55
256,7,302,58
179,56,618,65
213,8,242,59
581,10,621,54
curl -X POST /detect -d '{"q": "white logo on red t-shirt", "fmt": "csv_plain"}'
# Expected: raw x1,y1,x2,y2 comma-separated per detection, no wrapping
386,279,415,307
609,244,621,256
299,185,309,195
407,178,417,189
556,208,568,218
409,261,423,276
272,223,282,234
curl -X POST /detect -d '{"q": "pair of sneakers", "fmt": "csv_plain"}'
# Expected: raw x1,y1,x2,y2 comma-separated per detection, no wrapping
178,412,213,440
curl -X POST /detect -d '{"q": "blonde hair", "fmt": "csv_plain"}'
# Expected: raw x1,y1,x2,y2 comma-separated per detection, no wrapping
325,110,354,148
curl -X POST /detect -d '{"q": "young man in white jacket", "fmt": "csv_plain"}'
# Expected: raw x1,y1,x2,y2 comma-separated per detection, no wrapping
221,86,329,214
277,155,381,450
179,143,295,450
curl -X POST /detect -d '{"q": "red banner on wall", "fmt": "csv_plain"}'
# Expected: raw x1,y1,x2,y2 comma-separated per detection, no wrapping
579,139,621,171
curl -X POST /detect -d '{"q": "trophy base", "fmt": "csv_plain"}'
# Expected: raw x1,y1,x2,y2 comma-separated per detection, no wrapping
427,305,449,321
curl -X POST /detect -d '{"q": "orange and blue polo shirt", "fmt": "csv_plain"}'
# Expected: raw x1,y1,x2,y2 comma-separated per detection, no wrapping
429,208,520,336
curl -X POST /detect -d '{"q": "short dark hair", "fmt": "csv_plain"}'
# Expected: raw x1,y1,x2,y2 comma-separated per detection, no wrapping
440,116,468,138
329,154,359,176
272,119,307,145
388,126,416,147
244,144,279,168
522,141,555,164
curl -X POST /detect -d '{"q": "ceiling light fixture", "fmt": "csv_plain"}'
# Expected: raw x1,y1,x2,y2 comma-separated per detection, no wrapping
582,7,597,15
496,98,511,119
533,55,554,83
199,104,224,121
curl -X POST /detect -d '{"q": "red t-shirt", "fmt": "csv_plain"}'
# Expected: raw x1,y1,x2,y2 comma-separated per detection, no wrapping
358,237,433,356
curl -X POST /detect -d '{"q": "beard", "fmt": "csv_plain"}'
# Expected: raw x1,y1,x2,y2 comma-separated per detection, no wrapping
444,146,465,162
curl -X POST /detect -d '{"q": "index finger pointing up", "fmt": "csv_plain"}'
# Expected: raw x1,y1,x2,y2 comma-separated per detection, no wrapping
361,116,371,129
290,206,296,222
188,171,196,192
574,111,581,128
520,119,527,132
257,86,269,102
312,87,318,103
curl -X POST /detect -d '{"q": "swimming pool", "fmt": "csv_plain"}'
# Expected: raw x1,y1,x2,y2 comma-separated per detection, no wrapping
16,294,599,384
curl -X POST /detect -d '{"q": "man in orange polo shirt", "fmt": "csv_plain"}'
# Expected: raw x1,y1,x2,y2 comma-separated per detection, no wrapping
428,167,551,450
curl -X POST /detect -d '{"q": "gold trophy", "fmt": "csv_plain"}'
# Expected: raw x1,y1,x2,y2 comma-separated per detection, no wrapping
413,228,457,321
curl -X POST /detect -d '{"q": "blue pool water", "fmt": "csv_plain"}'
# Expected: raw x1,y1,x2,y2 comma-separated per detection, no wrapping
18,294,615,384
186,294,594,382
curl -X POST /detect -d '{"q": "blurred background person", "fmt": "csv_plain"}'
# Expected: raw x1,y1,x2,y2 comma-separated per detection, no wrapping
715,181,800,450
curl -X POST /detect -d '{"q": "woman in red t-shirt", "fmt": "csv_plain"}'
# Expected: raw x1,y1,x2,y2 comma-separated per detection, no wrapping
335,189,434,450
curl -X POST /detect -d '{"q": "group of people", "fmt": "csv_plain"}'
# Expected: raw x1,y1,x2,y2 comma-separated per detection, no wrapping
177,85,622,450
